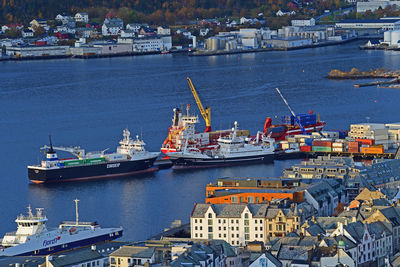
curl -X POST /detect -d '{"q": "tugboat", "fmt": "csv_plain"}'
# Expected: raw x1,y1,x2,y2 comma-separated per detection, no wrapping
28,129,160,183
167,121,275,168
0,199,123,256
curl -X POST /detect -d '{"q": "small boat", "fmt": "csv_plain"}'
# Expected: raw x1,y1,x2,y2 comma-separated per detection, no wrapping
168,121,275,169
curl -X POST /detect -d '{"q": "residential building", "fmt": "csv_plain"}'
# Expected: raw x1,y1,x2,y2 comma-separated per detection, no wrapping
22,30,34,38
171,242,224,267
139,27,156,37
109,246,155,267
205,177,307,204
331,221,376,265
190,202,311,246
276,10,296,16
39,249,106,267
120,29,135,38
291,18,316,27
303,180,345,216
126,23,142,33
157,26,171,35
30,19,48,31
200,28,210,36
249,251,282,267
364,206,400,253
75,12,89,23
102,18,124,36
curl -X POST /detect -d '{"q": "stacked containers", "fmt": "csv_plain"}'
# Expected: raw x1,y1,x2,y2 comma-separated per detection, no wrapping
311,140,332,152
332,140,345,152
349,123,389,149
348,141,360,153
281,114,317,126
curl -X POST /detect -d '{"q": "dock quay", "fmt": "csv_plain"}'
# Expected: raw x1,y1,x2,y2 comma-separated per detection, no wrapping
353,78,400,88
303,151,396,159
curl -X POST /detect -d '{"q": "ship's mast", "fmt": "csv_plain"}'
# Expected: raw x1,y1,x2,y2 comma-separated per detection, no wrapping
74,199,80,225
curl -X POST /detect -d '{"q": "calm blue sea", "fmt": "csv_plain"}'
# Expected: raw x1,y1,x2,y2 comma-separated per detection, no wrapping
1,40,400,241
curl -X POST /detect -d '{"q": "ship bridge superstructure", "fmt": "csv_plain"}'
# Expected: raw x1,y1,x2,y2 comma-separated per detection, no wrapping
1,206,48,247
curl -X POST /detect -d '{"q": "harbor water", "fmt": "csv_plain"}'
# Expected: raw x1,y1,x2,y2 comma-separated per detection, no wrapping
1,40,400,241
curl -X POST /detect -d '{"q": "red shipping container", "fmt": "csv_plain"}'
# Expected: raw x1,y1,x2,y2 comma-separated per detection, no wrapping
312,140,332,147
348,141,360,148
300,145,312,152
348,147,359,153
356,138,375,146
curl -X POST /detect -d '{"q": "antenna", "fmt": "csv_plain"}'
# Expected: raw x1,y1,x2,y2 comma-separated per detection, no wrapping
48,135,55,153
74,199,80,225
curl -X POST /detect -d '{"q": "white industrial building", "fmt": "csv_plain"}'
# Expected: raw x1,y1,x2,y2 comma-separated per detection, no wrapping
336,18,400,30
382,29,400,46
291,18,316,27
118,36,172,52
6,45,70,57
263,37,313,48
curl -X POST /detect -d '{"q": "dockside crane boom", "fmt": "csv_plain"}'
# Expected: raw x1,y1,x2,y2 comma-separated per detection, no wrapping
187,77,211,132
275,88,307,134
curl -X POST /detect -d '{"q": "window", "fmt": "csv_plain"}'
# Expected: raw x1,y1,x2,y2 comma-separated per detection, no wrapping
245,213,249,219
245,234,250,240
195,219,197,223
255,234,258,238
208,226,213,232
218,226,221,230
195,226,198,230
200,226,202,230
208,219,213,225
208,213,212,218
218,219,221,224
208,234,213,239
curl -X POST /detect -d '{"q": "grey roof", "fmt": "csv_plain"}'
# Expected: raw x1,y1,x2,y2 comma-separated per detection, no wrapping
209,240,236,257
380,206,400,226
0,256,45,266
343,221,365,242
277,246,309,261
306,223,325,236
50,250,104,267
110,246,155,258
265,251,282,267
191,203,300,219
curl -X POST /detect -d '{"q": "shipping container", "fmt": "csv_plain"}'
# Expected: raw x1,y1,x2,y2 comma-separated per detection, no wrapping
356,139,375,146
301,145,312,152
84,157,106,164
312,140,332,147
348,141,360,147
360,147,384,154
332,147,344,152
312,146,332,152
64,160,83,166
332,142,345,147
348,147,359,153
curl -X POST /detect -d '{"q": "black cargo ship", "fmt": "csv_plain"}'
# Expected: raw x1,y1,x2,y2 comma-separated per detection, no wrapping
28,129,160,183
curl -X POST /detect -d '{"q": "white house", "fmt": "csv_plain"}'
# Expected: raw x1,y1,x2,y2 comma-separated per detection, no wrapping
22,30,34,38
200,28,210,36
120,30,135,38
276,10,296,16
240,17,252,24
102,18,123,36
249,251,282,267
331,221,376,266
126,23,141,33
157,26,171,35
75,12,89,23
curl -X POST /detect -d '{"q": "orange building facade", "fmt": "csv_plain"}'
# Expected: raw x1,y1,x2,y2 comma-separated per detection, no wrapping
205,177,307,204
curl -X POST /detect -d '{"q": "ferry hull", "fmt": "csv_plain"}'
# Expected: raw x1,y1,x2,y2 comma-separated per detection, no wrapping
3,230,123,257
170,153,275,169
28,157,158,183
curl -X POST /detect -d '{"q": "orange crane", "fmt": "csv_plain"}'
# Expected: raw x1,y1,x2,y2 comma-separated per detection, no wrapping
186,77,211,132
